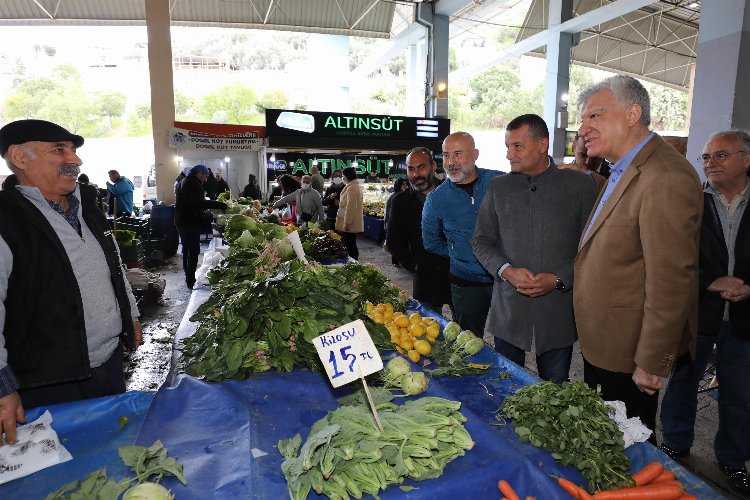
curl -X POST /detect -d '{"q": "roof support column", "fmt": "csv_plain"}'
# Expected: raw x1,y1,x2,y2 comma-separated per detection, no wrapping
146,0,178,204
686,0,750,178
406,37,426,116
543,0,573,162
419,4,449,118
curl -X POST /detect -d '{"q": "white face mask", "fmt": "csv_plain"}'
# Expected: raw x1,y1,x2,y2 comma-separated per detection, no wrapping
301,183,312,190
332,177,343,185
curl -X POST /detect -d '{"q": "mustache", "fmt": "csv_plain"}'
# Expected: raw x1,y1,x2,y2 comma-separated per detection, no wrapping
58,164,80,177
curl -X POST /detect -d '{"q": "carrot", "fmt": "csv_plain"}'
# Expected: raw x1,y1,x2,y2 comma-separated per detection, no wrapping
651,470,676,483
632,461,665,486
498,480,520,500
557,477,593,499
676,495,696,500
593,482,684,499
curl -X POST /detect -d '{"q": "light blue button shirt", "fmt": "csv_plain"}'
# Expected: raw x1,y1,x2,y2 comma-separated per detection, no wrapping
581,132,654,243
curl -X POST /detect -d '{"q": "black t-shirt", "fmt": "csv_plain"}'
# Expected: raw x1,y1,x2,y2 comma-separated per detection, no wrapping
456,178,477,197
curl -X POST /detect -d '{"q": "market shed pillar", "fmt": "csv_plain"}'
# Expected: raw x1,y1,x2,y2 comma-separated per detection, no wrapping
543,0,574,162
146,0,178,204
686,0,750,179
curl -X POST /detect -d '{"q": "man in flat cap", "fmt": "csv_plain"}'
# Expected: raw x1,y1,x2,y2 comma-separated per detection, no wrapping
0,119,142,446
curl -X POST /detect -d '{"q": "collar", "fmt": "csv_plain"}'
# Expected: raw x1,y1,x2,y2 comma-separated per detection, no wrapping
610,132,654,176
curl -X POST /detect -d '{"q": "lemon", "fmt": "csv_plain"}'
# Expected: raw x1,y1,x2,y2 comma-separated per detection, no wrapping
371,313,384,324
384,303,394,312
383,310,394,322
401,339,414,351
409,312,423,324
426,323,440,337
394,316,410,328
407,350,421,363
365,301,374,313
409,324,425,337
414,340,432,355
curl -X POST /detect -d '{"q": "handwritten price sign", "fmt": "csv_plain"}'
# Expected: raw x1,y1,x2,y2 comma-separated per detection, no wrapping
312,319,383,388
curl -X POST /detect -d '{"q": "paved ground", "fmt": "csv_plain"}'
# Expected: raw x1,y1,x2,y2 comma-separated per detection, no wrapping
127,235,739,498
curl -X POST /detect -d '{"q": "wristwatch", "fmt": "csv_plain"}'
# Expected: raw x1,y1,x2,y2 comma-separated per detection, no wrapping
554,276,565,290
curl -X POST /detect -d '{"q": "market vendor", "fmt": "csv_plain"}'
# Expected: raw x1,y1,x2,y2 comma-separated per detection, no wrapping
0,119,143,445
272,174,324,225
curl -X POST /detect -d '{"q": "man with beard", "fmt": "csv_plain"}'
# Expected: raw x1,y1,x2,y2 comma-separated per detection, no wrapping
472,114,598,383
387,147,453,313
0,119,142,445
422,132,503,335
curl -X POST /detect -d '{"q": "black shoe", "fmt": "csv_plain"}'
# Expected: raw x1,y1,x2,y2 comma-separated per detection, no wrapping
717,462,750,496
186,279,196,290
658,444,689,461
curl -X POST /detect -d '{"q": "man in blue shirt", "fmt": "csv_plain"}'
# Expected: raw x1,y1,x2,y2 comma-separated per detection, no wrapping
573,75,702,442
422,131,503,336
106,169,134,216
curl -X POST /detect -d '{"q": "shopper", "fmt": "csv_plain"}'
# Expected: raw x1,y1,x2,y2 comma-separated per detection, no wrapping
383,177,407,266
0,119,142,444
106,169,134,216
215,172,229,197
322,169,345,227
335,167,364,260
175,164,227,289
310,165,325,194
272,174,324,225
242,173,262,200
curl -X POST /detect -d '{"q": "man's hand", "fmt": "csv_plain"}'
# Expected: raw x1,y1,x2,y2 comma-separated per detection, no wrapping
707,275,744,293
632,365,662,395
721,283,750,302
501,266,537,288
133,321,143,348
503,267,556,298
0,392,25,446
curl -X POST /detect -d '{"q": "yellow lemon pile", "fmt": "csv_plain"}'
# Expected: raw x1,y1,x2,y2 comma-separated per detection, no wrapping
366,302,441,363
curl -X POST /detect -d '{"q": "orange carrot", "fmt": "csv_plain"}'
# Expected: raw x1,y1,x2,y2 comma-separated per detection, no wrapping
632,461,665,486
557,477,593,499
593,482,684,499
498,480,520,500
651,470,676,484
676,495,696,500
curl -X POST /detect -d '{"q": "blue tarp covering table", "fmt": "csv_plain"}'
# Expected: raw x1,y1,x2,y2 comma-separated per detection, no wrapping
362,215,385,242
0,391,155,499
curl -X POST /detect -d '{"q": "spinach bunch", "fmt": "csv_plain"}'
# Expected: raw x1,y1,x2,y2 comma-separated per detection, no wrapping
498,381,632,493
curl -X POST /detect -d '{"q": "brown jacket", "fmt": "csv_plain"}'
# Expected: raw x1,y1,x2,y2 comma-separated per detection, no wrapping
335,179,364,233
574,134,703,377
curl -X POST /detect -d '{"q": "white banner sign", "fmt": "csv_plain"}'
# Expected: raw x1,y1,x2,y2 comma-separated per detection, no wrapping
168,127,263,151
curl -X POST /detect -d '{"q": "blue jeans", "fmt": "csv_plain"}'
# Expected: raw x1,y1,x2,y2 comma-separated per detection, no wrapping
177,225,202,286
450,284,492,336
660,322,750,467
494,339,572,384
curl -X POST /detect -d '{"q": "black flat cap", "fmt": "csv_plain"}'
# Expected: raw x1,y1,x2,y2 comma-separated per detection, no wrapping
0,119,84,158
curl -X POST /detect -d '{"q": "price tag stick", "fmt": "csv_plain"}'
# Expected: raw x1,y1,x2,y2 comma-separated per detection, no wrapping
359,367,384,434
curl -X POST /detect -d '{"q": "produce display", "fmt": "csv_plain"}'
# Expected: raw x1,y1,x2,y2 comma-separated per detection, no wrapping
362,200,384,218
499,381,632,493
381,356,429,396
278,395,474,500
298,226,348,262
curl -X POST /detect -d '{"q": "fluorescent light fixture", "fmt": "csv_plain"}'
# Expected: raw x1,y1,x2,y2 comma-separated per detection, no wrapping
176,155,183,162
270,154,276,162
224,156,231,162
312,158,318,166
388,160,394,167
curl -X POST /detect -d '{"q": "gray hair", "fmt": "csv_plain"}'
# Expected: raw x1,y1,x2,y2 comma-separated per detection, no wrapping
709,129,750,151
4,143,36,171
577,75,651,127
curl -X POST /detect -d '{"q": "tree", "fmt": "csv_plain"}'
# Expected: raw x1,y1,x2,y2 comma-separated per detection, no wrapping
198,82,257,124
567,64,595,126
127,103,153,136
255,90,289,114
648,84,688,131
93,92,127,121
45,87,92,134
174,91,197,119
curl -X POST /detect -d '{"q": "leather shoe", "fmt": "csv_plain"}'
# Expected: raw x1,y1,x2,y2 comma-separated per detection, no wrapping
658,444,689,461
717,462,750,496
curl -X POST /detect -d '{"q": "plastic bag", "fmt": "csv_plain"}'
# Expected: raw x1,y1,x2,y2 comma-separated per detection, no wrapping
195,249,226,285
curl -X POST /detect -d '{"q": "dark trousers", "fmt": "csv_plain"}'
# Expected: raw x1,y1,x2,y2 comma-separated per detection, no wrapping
661,323,750,467
450,283,493,336
583,357,659,444
494,339,572,384
178,225,202,286
19,343,126,409
340,231,359,260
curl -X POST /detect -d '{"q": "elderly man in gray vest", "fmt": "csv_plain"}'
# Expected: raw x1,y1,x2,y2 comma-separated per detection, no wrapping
0,119,141,446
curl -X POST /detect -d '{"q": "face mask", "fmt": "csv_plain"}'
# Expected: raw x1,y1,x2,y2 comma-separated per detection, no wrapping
332,177,343,185
301,183,312,190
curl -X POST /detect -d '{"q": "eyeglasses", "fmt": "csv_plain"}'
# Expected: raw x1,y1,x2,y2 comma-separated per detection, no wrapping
698,150,748,164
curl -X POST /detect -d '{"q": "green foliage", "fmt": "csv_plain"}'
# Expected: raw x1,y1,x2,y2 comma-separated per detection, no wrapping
499,381,633,492
648,83,688,131
467,65,543,128
174,90,196,119
126,103,153,137
255,90,289,114
198,82,257,124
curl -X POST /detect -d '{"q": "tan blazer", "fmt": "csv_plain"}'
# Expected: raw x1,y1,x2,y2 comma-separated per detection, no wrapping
335,179,364,233
574,134,703,377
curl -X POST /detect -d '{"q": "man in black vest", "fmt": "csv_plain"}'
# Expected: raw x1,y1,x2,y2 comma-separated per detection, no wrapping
660,130,750,496
0,119,142,446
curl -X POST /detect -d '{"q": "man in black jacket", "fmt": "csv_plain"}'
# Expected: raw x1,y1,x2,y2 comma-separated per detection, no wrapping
0,119,142,445
175,164,226,289
386,147,452,313
660,130,750,496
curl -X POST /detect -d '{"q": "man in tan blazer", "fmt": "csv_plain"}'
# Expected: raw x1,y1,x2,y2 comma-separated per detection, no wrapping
574,75,703,439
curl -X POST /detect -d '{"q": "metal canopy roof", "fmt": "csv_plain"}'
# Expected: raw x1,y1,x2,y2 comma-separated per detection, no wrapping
0,0,416,38
516,0,699,90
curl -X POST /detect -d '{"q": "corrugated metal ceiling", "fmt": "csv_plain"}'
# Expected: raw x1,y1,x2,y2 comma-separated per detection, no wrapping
0,0,407,39
516,0,700,90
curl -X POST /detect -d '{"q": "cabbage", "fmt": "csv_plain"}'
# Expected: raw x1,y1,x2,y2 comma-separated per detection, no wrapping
122,482,174,500
442,321,461,343
224,214,259,242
